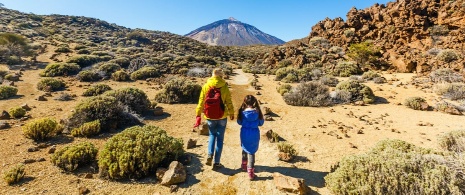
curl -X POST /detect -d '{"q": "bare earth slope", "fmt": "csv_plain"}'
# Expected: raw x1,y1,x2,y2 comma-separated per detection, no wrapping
1,68,464,194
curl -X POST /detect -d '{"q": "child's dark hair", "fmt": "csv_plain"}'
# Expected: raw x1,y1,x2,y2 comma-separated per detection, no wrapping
237,95,264,121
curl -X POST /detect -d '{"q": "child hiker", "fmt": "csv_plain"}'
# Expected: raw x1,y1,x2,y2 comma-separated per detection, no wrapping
237,95,264,180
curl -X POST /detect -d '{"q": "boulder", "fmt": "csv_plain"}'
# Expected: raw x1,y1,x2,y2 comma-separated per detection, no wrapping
273,173,309,195
160,161,186,186
0,121,9,129
21,104,31,111
0,110,10,120
156,168,168,181
36,95,47,101
186,138,197,149
444,107,462,115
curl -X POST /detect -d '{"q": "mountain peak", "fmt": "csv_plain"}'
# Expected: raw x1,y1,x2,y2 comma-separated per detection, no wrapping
185,19,285,46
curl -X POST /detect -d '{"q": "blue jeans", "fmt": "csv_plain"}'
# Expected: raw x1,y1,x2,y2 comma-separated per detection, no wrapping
207,118,227,164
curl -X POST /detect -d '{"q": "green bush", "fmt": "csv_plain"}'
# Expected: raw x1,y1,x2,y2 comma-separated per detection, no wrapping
0,86,18,99
429,68,463,83
111,70,130,81
98,125,184,180
130,66,160,80
154,77,201,104
325,139,461,195
37,78,65,91
277,84,292,96
335,80,375,104
361,70,380,80
109,57,130,68
40,62,80,77
438,130,465,153
277,142,298,156
283,81,332,107
67,55,100,67
51,142,98,172
71,120,101,137
3,163,25,185
4,74,19,81
97,62,121,76
347,41,378,66
82,84,111,96
404,97,428,110
333,61,361,77
6,56,22,65
104,87,150,114
275,67,298,81
9,107,26,118
437,49,459,63
77,70,101,82
54,46,71,53
22,118,58,141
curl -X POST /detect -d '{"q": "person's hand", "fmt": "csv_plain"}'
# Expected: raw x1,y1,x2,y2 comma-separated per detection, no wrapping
229,115,234,120
193,116,201,128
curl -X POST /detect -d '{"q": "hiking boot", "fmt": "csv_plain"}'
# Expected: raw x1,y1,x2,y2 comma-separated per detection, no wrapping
247,168,256,180
213,163,224,170
205,155,213,166
241,160,247,172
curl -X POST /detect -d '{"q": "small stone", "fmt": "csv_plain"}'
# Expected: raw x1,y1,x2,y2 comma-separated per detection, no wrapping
0,111,10,120
37,143,49,148
0,121,10,129
161,161,186,185
78,186,89,195
24,159,36,164
153,107,164,116
186,139,197,149
36,158,46,162
20,117,28,121
256,91,261,95
197,122,209,136
349,143,357,149
309,148,315,152
84,173,93,179
21,104,31,111
169,185,179,193
273,172,309,195
37,95,47,101
48,145,56,154
357,130,364,134
28,147,39,152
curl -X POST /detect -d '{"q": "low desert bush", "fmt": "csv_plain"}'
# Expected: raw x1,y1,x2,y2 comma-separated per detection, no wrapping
97,62,121,76
104,87,150,114
4,74,19,81
283,81,332,107
437,49,459,63
67,55,100,67
404,97,428,110
434,83,465,100
3,163,25,185
275,67,297,81
98,125,184,180
130,66,160,80
40,62,80,77
54,46,71,53
361,70,380,80
309,37,330,48
109,57,130,68
333,61,361,77
430,68,463,83
22,118,58,141
37,78,65,91
82,84,111,96
9,107,26,118
51,142,98,172
0,86,18,99
335,80,375,103
373,76,387,84
71,120,101,137
331,90,352,104
319,75,339,87
277,142,298,156
111,70,130,81
325,139,462,195
430,25,449,36
77,70,102,82
438,130,465,153
54,92,73,101
154,77,201,104
277,84,292,96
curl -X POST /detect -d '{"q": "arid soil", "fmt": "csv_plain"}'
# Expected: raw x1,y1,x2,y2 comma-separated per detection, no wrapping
1,66,464,195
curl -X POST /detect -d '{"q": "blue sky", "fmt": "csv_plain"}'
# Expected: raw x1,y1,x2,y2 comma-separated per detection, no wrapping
1,0,392,42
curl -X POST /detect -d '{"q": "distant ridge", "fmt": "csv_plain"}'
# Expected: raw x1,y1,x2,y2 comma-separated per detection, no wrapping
185,17,285,46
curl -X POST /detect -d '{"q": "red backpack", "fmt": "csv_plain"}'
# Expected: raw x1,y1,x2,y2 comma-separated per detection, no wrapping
203,87,225,119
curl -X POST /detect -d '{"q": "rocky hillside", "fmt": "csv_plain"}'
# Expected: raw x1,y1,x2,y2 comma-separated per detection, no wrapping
263,0,465,75
185,17,285,46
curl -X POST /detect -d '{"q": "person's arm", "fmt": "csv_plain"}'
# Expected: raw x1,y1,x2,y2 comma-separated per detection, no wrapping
195,84,207,117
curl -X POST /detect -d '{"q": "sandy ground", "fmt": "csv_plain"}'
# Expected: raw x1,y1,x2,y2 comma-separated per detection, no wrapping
1,66,464,195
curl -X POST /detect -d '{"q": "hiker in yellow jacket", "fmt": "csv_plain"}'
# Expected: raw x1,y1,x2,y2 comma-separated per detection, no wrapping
194,68,234,170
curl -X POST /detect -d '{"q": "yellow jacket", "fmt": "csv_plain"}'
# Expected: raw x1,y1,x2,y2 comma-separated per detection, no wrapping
196,76,234,119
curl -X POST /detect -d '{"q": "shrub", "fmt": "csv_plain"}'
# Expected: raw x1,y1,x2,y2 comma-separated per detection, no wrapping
437,49,459,63
277,84,292,96
71,120,101,137
51,142,98,172
309,37,330,48
109,57,130,68
154,77,201,104
283,81,332,107
404,97,428,110
67,96,128,131
275,67,298,81
54,92,73,101
111,70,131,81
444,84,465,100
97,62,121,76
277,142,298,156
0,86,18,99
82,84,111,96
77,70,102,82
40,62,80,77
438,130,465,153
335,80,375,103
130,66,160,80
361,70,380,80
430,25,449,36
22,118,58,141
6,56,22,65
347,41,378,66
3,163,25,185
325,139,461,195
54,46,71,53
9,107,26,118
98,125,184,180
430,68,463,83
67,55,100,67
333,61,361,77
329,46,344,55
37,78,65,91
373,77,387,84
319,75,339,87
104,87,150,114
281,73,299,83
344,29,355,37
4,74,19,81
427,48,442,56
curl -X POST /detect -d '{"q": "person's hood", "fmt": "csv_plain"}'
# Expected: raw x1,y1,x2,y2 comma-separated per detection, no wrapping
242,108,259,121
206,76,226,88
